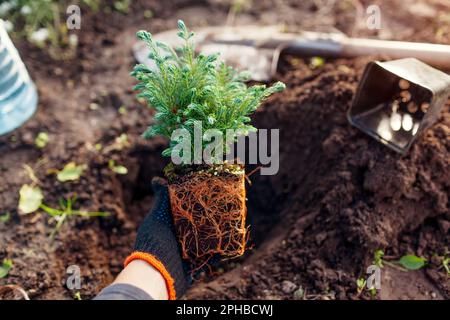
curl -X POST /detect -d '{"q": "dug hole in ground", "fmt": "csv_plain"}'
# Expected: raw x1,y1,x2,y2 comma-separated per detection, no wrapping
0,0,448,300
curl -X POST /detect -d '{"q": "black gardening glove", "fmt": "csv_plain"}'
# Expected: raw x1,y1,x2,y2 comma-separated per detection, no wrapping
124,177,188,300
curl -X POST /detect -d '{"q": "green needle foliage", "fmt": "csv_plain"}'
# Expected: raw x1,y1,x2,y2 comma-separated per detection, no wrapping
131,20,285,159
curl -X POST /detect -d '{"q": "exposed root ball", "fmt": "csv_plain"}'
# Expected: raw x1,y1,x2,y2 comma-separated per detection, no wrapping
168,169,247,271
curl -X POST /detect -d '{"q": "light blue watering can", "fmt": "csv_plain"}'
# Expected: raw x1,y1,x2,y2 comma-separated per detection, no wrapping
0,19,38,135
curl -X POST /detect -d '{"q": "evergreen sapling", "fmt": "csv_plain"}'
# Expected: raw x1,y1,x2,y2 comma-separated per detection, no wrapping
132,20,285,270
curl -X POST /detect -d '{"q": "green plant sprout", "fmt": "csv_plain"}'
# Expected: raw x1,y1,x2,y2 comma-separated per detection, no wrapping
102,133,130,153
356,278,366,294
95,143,103,151
35,132,49,149
293,286,305,300
132,20,285,159
18,185,109,238
113,0,131,13
108,159,128,175
40,195,109,238
442,256,449,275
356,277,377,298
371,249,427,271
0,259,13,278
0,0,99,60
309,56,325,69
56,162,87,182
118,106,127,115
0,212,10,223
373,249,384,268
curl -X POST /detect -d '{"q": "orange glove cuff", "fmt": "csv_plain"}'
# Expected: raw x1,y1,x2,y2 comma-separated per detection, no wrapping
124,251,176,300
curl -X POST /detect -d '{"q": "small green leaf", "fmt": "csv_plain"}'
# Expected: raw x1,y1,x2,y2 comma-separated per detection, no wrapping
356,278,366,293
108,159,128,175
57,162,86,182
113,0,131,13
293,286,304,300
35,132,49,149
18,184,43,214
310,56,325,69
112,165,128,175
443,257,449,275
0,258,13,278
373,249,384,268
118,106,127,115
0,212,10,222
0,259,13,278
143,10,153,18
113,134,129,150
398,255,427,270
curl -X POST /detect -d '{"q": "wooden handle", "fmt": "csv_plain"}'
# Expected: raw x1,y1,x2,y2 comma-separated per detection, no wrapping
342,38,450,69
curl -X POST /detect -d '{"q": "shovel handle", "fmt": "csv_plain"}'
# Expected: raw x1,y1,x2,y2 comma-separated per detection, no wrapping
273,32,450,69
206,26,450,70
341,38,450,70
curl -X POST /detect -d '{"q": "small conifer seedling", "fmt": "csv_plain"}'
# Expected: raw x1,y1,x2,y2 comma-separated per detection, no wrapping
132,20,285,271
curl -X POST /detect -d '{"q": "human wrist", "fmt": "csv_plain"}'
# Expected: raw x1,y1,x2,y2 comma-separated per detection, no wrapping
114,259,169,300
124,251,176,299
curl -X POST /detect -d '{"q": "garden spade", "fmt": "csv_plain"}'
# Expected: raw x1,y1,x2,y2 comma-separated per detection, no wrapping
133,25,450,81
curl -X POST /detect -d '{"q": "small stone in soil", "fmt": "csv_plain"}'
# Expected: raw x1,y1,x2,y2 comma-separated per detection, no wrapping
281,280,297,294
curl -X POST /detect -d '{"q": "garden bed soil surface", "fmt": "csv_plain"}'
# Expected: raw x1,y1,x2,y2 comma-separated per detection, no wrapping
0,0,449,300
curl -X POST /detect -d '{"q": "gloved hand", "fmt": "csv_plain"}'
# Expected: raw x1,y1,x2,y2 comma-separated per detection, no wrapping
124,177,188,300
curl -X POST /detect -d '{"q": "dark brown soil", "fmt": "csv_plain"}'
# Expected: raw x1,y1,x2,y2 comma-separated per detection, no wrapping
0,0,449,300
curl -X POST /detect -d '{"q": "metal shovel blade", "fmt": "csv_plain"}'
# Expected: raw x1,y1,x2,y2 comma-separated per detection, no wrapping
133,25,279,82
348,58,450,154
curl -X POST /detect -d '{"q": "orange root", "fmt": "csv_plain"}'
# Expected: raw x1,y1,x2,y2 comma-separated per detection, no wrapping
168,169,248,272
